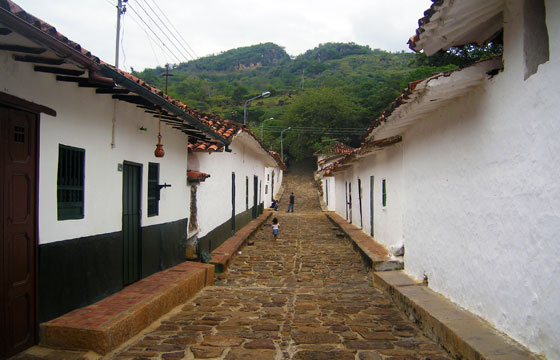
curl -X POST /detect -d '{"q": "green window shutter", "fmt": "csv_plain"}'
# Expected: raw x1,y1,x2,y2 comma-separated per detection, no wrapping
57,144,85,220
148,162,159,216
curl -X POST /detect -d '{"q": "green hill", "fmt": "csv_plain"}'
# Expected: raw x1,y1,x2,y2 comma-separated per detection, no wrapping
132,42,499,159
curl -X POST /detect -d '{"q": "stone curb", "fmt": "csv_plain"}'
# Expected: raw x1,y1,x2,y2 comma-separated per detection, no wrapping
374,271,541,360
40,262,214,355
324,212,403,271
210,211,272,273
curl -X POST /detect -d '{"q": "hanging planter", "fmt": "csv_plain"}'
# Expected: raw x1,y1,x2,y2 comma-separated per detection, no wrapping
154,110,165,158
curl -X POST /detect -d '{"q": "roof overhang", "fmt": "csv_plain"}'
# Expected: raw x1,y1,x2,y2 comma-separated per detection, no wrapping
409,0,504,55
367,57,502,141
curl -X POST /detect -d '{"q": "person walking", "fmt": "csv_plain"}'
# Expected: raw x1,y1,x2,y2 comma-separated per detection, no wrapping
271,217,280,241
287,192,295,213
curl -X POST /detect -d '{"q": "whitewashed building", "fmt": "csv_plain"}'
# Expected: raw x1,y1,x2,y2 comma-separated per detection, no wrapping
315,142,356,212
320,0,560,358
187,122,284,254
0,1,231,357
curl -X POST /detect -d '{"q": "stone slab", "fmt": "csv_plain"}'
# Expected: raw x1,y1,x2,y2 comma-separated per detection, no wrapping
373,271,539,360
40,261,214,355
324,212,403,271
210,212,272,273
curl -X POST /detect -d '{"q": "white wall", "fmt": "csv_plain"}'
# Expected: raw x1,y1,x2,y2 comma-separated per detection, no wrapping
349,145,403,248
322,177,336,211
192,134,275,238
401,1,560,358
264,166,283,207
1,54,189,245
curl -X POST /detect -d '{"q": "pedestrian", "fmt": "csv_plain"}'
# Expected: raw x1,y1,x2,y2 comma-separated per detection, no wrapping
271,217,280,241
287,192,295,212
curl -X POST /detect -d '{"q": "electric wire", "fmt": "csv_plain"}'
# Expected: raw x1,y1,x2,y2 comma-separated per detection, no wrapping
126,7,170,65
139,0,196,60
132,0,191,62
126,2,182,64
148,0,199,58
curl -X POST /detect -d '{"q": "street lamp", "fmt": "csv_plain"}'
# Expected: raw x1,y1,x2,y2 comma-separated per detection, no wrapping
243,91,271,125
280,126,292,162
261,117,275,140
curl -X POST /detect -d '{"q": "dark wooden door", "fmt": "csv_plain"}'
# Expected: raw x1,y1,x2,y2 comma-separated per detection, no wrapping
370,176,374,237
348,182,352,224
252,176,258,219
1,106,38,358
122,162,142,285
231,172,236,232
358,178,363,229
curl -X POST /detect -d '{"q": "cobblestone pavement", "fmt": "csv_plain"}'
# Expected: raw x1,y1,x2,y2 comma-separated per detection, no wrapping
12,166,452,360
109,165,452,360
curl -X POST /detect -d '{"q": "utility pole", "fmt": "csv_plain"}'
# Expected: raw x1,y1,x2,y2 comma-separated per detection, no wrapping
115,0,127,68
162,64,173,94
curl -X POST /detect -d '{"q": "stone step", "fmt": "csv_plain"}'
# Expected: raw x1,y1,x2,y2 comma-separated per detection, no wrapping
374,271,540,360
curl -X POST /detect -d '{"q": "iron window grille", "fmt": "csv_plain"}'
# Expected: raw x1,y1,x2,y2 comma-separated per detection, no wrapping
57,144,85,220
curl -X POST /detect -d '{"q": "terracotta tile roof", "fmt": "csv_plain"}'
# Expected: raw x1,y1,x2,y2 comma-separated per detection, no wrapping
1,0,285,168
408,0,504,55
269,151,287,171
187,170,211,182
0,0,227,145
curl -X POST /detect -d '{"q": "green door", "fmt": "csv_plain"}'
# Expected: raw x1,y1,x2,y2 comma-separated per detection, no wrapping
122,162,142,285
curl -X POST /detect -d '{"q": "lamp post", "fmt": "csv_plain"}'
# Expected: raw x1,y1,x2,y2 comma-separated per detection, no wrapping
280,126,292,162
243,91,271,125
261,117,275,140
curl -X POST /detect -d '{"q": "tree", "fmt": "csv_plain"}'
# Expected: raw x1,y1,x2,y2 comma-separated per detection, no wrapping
283,87,365,160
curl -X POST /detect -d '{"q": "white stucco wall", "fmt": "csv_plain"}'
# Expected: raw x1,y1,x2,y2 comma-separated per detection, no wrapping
349,145,403,247
401,2,560,358
1,54,189,245
191,134,276,238
264,166,283,207
322,177,336,211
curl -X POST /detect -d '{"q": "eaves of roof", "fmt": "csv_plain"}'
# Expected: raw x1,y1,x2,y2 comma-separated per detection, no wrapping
0,0,229,146
408,0,504,55
363,57,503,142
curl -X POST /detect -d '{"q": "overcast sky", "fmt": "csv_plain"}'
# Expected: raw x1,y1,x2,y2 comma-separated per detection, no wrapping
14,0,431,71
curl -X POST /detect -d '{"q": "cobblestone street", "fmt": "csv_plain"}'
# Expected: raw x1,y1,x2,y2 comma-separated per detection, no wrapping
110,166,452,360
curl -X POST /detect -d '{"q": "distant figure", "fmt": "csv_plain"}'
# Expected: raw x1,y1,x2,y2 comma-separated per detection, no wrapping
287,192,295,213
271,217,280,241
270,199,279,211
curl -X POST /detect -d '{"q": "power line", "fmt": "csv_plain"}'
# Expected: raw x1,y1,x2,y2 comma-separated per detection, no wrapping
139,0,196,60
148,0,199,58
132,0,191,62
126,2,182,64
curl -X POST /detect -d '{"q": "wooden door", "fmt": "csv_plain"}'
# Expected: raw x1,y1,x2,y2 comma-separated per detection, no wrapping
358,178,363,229
231,172,236,232
348,182,352,224
252,176,258,219
1,106,38,358
122,162,142,285
370,176,374,237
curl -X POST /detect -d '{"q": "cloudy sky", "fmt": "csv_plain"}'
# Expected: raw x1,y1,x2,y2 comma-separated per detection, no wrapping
14,0,431,71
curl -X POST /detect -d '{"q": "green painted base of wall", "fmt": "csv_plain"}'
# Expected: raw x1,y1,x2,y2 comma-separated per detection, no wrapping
198,203,263,254
38,218,187,323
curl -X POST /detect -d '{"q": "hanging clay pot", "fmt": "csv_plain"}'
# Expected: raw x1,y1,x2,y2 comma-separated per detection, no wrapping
154,134,165,157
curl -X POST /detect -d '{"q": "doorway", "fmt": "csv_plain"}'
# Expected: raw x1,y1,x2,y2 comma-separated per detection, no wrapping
252,175,258,219
1,105,38,358
122,162,142,285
